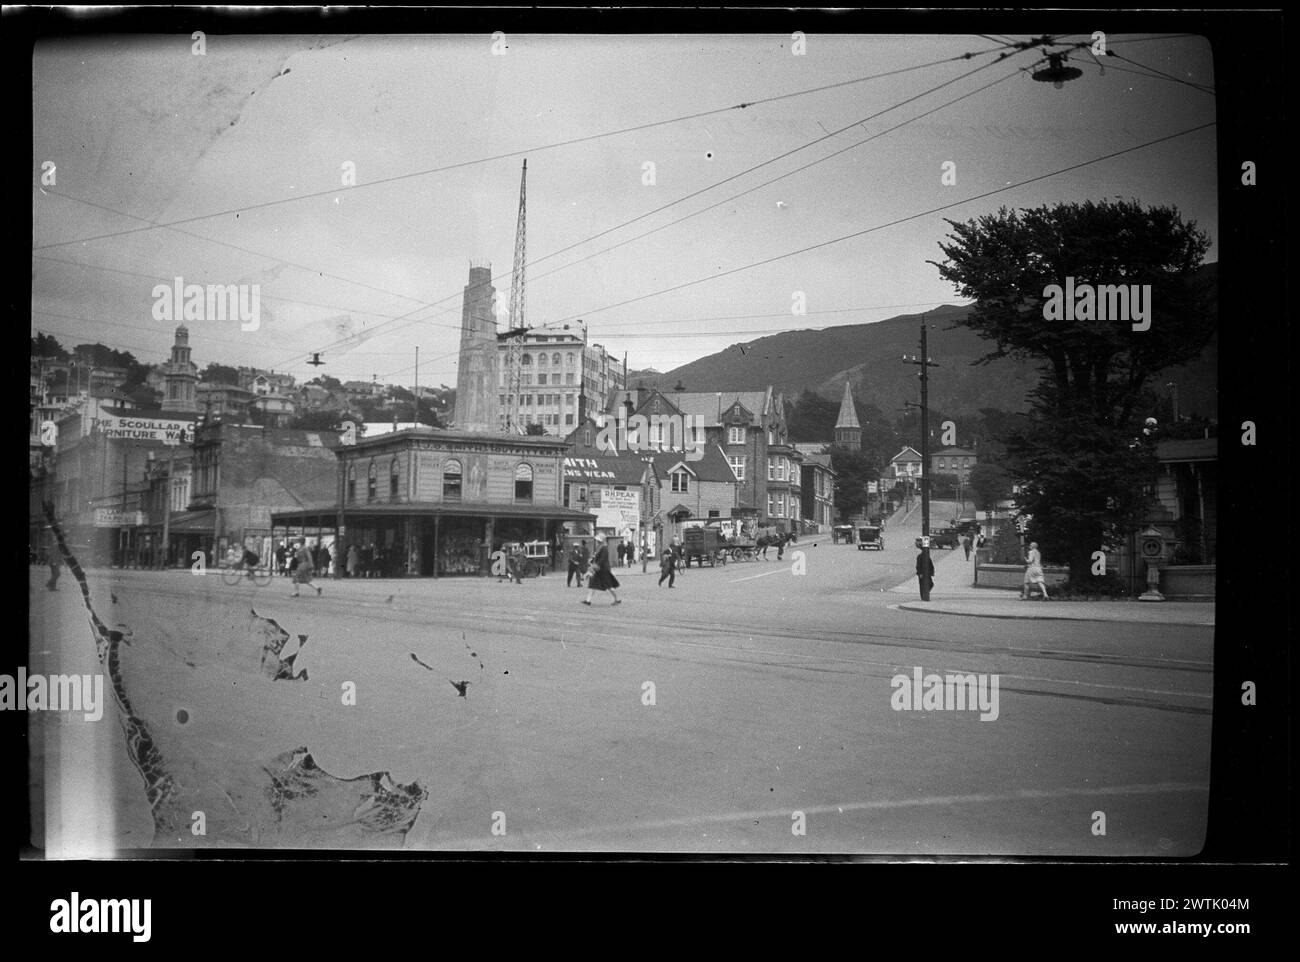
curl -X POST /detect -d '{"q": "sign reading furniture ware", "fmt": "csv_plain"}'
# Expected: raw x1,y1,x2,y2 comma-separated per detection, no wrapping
97,415,195,444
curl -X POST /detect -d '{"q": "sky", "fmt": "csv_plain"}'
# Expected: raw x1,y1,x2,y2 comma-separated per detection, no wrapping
32,31,1217,390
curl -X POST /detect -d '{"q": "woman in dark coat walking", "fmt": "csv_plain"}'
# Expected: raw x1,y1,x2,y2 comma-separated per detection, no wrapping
582,537,621,606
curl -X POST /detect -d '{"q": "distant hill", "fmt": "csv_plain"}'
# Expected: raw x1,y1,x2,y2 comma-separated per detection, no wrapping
633,269,1217,423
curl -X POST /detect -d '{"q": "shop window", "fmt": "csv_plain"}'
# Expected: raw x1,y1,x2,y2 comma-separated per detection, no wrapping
443,459,462,500
515,463,534,501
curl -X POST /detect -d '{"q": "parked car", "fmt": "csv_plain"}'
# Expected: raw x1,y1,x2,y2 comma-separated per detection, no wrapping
929,527,961,550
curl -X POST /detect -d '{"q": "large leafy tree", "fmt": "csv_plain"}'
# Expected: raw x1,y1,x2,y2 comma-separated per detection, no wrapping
931,199,1214,582
787,388,840,442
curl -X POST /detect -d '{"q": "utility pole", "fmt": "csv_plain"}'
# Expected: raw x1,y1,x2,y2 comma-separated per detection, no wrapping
903,318,939,596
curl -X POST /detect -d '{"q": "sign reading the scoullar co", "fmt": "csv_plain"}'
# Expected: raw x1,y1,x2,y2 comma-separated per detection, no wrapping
99,415,195,445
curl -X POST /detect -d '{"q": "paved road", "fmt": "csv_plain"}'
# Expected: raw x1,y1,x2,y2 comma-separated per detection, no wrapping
28,515,1210,855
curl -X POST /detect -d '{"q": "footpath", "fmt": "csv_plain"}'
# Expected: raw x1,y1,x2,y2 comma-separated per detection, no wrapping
888,544,1215,626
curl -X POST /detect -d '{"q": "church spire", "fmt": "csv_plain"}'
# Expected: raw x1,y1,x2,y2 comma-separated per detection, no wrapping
834,381,861,449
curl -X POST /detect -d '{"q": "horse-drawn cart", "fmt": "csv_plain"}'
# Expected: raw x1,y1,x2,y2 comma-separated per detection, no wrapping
682,525,729,567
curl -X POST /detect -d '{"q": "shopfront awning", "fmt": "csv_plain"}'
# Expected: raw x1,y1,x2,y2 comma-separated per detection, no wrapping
271,502,597,525
163,509,216,533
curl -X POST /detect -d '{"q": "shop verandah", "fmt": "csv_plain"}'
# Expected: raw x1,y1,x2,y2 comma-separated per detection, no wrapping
270,502,596,578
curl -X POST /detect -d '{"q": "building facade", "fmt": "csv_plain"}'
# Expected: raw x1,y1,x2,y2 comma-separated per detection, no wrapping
496,326,625,435
271,428,593,577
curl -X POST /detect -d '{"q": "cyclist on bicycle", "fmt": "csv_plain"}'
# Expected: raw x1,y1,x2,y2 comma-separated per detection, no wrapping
240,546,261,577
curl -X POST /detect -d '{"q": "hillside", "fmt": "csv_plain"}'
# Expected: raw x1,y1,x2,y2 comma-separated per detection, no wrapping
632,275,1217,424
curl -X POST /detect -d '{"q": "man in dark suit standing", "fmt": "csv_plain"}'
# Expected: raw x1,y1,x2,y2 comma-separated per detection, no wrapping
916,538,935,601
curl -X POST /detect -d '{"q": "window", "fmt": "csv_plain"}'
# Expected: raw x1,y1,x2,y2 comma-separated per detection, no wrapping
566,413,574,425
521,354,532,366
565,372,574,385
523,374,532,386
767,494,775,516
367,461,377,501
767,457,775,481
708,510,720,519
515,463,534,501
727,426,745,445
443,459,462,500
538,373,547,385
566,394,574,407
390,457,399,499
671,470,689,493
566,353,576,369
538,353,548,367
728,456,746,481
347,464,356,502
768,428,776,445
552,353,561,366
584,428,593,446
499,394,505,407
776,459,786,482
650,421,663,445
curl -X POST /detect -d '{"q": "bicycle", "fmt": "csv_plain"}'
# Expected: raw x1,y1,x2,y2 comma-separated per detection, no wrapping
220,563,273,587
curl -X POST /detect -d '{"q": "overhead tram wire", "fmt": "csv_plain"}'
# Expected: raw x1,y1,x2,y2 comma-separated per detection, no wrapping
36,44,1024,376
273,49,1034,370
540,121,1217,329
33,44,1013,253
1102,50,1215,94
523,66,1027,295
31,253,435,328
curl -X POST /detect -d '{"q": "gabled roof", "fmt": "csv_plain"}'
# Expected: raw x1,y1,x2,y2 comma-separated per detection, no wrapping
666,388,773,427
649,444,739,484
891,446,923,462
933,446,977,458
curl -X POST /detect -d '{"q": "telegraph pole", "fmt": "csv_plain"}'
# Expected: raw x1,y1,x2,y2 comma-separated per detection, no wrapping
903,317,939,596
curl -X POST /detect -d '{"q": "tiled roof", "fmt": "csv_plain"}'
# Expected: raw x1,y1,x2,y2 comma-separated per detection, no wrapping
650,444,738,483
668,389,771,426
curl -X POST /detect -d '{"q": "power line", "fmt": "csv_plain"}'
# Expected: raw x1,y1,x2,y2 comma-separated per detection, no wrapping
1103,50,1215,94
277,51,1031,369
522,66,1026,296
33,45,1010,253
543,121,1217,327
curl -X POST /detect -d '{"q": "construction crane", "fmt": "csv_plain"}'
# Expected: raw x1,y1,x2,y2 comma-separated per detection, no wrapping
499,159,530,433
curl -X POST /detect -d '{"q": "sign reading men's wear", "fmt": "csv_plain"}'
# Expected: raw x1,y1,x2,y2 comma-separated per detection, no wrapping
98,415,195,445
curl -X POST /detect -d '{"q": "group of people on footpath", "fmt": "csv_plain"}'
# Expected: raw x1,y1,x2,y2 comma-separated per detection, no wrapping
915,528,1049,601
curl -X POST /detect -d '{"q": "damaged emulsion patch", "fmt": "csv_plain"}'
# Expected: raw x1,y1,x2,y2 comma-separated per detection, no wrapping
43,505,429,848
248,609,309,681
263,748,427,845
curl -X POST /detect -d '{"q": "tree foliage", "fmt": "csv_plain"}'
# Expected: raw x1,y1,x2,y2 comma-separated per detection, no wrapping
201,362,242,385
787,388,840,442
931,199,1214,582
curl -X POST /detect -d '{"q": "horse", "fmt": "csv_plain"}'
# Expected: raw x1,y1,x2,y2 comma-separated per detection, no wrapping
756,530,798,560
